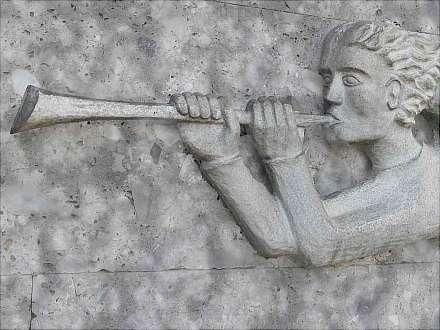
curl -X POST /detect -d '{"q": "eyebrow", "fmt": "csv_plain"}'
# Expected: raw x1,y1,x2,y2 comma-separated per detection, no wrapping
339,66,370,76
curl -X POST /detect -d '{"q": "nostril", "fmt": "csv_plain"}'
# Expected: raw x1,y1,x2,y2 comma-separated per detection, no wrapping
325,94,343,106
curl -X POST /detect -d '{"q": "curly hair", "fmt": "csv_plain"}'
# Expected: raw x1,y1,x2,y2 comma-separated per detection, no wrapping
323,21,440,127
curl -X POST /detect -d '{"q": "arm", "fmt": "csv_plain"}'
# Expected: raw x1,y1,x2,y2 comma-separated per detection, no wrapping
171,93,297,257
267,154,438,265
201,157,297,257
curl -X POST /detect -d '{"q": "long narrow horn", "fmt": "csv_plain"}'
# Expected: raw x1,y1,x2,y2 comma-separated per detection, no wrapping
10,85,339,134
10,85,226,134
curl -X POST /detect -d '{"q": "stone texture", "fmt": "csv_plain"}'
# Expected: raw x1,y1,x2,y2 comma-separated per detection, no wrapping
0,275,32,330
1,0,438,276
221,0,440,35
31,263,439,329
0,0,438,328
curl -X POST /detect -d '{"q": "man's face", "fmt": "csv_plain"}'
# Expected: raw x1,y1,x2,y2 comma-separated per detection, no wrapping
319,44,395,143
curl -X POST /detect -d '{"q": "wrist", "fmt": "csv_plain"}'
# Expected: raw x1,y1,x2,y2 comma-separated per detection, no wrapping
263,148,305,166
200,152,242,171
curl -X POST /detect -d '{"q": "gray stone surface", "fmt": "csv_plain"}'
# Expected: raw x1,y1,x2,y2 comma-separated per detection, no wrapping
31,264,439,329
0,275,32,330
1,0,439,329
221,0,440,34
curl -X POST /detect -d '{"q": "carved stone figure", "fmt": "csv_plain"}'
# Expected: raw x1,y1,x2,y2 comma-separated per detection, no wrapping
172,21,440,266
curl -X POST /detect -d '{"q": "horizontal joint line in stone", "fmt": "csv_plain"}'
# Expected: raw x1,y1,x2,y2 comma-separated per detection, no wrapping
1,261,439,277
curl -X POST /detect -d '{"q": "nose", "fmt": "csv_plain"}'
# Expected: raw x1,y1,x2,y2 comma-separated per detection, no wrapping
324,79,343,106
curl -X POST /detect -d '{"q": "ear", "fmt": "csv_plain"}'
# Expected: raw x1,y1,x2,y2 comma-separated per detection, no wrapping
385,79,402,110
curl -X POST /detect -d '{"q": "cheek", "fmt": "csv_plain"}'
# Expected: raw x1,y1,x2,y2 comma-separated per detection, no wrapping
345,85,388,120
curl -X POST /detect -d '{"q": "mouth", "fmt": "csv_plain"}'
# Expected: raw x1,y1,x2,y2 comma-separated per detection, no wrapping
328,113,340,121
323,111,341,126
323,104,340,121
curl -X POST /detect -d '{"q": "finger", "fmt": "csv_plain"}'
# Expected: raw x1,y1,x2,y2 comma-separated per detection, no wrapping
283,103,297,128
297,127,305,143
184,93,200,118
209,96,222,120
252,100,265,130
273,100,286,127
171,94,188,115
219,97,239,132
288,96,303,112
197,94,210,119
257,96,266,104
263,97,276,128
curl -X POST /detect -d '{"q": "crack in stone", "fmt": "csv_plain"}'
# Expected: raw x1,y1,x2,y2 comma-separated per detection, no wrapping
124,189,137,219
28,274,34,330
213,0,439,36
214,0,346,22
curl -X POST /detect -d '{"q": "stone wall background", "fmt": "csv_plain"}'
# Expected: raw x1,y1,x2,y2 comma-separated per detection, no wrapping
0,1,439,329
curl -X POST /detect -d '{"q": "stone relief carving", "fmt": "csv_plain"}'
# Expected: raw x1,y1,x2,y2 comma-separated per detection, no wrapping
172,21,440,266
11,21,440,266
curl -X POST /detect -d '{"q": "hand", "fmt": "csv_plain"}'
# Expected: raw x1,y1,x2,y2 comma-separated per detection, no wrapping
249,96,303,160
171,93,240,162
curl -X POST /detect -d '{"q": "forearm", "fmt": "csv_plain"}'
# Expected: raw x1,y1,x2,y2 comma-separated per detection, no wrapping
201,156,298,257
266,154,338,265
267,154,439,266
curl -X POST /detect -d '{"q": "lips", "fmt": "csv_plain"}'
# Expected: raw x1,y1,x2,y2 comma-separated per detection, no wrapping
329,113,340,121
324,107,341,123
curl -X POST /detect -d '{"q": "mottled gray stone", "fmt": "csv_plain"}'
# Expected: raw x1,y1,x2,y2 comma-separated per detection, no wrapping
31,264,439,329
1,0,438,276
1,1,439,329
222,0,440,35
0,275,32,330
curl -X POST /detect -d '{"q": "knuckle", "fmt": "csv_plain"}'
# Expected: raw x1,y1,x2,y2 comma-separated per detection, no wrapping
170,93,180,102
257,96,266,103
254,102,263,114
210,95,220,108
283,103,293,112
177,95,187,105
196,93,206,103
247,99,256,112
263,99,273,110
216,95,225,106
194,92,204,100
209,97,221,113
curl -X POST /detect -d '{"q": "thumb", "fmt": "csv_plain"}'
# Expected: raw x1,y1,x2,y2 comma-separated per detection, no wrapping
219,96,239,133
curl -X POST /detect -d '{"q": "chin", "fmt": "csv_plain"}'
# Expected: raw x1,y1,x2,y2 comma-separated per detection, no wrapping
325,122,388,144
323,125,348,144
328,124,365,144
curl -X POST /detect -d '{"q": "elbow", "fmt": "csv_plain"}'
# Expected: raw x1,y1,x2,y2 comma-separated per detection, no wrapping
256,240,335,265
254,239,296,258
298,237,338,267
303,249,334,267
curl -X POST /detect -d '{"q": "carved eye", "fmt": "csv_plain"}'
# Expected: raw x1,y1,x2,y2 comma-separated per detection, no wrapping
342,75,361,86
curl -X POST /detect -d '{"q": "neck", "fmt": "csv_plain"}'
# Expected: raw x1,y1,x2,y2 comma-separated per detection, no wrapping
360,126,422,171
